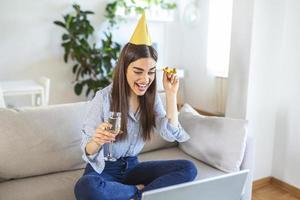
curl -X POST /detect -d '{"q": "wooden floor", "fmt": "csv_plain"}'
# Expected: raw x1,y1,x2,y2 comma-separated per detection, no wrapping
253,184,300,200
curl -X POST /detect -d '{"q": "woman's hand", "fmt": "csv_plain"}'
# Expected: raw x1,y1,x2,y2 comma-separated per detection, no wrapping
85,122,116,155
91,122,116,146
162,70,179,126
163,71,179,95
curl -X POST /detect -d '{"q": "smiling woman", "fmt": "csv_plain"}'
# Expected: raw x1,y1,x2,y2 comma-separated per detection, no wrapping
111,43,158,141
74,13,197,200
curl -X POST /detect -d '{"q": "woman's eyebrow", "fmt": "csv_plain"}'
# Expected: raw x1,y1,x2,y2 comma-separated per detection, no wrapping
133,67,144,71
133,66,156,71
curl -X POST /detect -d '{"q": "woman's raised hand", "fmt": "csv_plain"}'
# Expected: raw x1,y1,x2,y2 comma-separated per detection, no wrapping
162,68,180,126
163,70,179,95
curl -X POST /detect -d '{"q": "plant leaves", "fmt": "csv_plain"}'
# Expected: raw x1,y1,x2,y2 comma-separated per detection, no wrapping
85,87,91,97
62,34,69,40
64,52,69,63
54,21,66,28
72,64,79,74
74,83,83,95
66,15,73,29
83,11,94,15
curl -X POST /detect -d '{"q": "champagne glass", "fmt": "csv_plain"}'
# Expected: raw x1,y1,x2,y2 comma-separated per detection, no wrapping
104,112,121,161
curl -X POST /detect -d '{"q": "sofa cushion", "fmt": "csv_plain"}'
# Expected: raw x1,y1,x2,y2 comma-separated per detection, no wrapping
140,131,177,154
0,147,224,200
139,147,225,180
0,102,87,180
178,104,248,173
0,169,83,200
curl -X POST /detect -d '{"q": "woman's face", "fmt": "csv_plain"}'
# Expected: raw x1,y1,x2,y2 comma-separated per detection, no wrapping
126,57,156,96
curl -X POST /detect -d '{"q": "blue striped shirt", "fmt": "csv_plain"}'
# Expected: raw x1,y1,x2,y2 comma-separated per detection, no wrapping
81,84,190,174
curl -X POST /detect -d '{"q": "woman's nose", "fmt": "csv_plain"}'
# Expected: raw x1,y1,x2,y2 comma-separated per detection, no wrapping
141,74,149,83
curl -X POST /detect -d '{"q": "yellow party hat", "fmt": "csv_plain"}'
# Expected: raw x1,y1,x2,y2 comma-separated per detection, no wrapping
129,12,152,46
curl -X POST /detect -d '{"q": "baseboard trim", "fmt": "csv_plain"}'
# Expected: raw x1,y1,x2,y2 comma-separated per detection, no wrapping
253,176,300,198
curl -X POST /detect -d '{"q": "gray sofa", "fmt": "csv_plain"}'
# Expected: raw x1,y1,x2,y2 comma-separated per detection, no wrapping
0,102,254,200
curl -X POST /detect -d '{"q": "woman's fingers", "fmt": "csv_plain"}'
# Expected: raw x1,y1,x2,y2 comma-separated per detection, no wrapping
174,75,179,85
95,129,116,140
96,123,114,136
163,71,176,84
168,73,178,84
163,71,167,82
92,132,115,146
94,133,115,141
91,122,117,146
163,70,179,94
94,134,115,141
98,122,112,130
167,73,172,80
170,74,175,84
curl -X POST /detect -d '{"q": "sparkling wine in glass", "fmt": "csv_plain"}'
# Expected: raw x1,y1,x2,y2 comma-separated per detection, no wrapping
104,112,121,161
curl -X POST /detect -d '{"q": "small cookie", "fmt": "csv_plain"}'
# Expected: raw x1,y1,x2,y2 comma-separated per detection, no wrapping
163,66,177,74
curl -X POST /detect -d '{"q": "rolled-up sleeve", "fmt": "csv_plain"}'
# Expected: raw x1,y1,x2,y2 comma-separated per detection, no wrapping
81,91,105,174
154,93,190,142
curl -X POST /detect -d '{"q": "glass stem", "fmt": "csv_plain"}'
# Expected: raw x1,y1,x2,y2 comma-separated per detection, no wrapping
108,142,113,157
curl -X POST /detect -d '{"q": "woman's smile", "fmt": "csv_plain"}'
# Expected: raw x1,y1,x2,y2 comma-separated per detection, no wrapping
135,82,149,92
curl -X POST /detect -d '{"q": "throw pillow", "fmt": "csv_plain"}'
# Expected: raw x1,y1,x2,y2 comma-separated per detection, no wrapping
178,104,247,172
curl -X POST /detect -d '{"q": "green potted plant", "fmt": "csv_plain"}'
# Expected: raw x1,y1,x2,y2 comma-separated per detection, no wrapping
54,4,121,97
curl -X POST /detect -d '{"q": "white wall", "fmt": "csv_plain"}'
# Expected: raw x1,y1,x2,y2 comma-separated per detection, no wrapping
246,0,285,180
228,0,300,187
226,0,254,119
0,0,222,113
0,0,109,105
165,0,225,114
271,0,300,188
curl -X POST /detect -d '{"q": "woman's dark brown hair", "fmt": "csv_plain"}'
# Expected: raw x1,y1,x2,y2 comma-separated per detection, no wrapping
111,43,158,141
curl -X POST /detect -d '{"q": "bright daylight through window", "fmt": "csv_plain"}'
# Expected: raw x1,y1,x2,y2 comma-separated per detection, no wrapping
207,0,233,78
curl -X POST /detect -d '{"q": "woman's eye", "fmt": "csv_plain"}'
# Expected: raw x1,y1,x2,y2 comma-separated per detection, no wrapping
133,71,155,75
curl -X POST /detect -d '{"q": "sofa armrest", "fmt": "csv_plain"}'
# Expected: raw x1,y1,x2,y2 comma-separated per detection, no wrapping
240,134,255,200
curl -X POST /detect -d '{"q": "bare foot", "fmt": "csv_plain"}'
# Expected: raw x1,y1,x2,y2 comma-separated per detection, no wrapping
136,184,145,190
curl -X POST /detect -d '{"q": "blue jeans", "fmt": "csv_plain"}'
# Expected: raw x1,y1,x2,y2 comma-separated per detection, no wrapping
74,156,197,200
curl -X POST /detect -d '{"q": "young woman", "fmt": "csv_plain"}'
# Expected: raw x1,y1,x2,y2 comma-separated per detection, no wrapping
74,13,197,200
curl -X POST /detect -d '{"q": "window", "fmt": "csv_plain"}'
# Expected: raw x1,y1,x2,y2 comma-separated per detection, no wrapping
206,0,233,78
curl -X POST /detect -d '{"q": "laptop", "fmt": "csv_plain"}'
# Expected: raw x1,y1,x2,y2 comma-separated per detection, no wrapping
142,169,249,200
